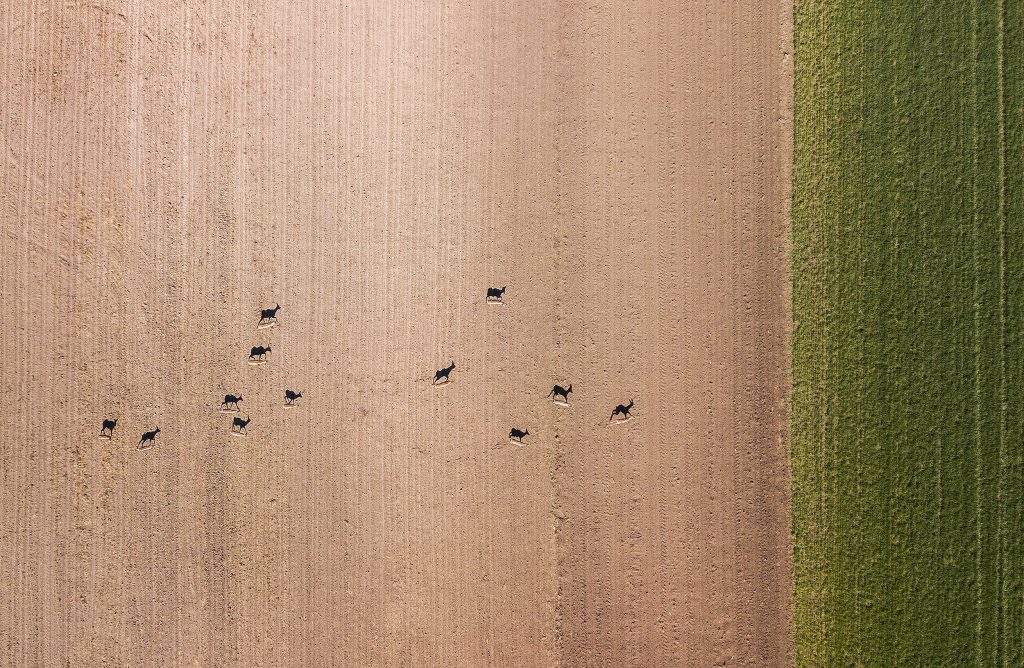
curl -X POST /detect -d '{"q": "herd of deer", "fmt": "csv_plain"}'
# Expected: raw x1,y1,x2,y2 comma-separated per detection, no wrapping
441,288,635,445
99,305,301,448
100,288,634,449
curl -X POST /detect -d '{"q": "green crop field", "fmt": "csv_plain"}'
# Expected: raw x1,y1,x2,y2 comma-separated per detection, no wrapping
793,1,1023,665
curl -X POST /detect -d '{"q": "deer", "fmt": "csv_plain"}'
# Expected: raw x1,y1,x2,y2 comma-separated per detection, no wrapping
221,394,243,411
249,345,272,361
486,286,507,302
138,427,160,449
99,418,117,438
231,415,251,435
433,361,456,385
257,303,281,326
284,389,303,405
547,383,573,404
509,427,529,443
610,399,634,422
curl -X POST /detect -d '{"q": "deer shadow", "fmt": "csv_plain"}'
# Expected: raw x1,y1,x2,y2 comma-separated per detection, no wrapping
610,399,634,422
138,427,160,449
485,286,506,303
257,303,281,327
433,361,456,385
249,345,272,362
547,384,573,405
231,415,251,435
100,418,117,438
221,394,243,412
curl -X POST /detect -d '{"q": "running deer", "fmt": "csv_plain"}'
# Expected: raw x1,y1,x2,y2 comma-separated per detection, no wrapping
486,286,506,302
433,361,456,385
138,427,160,449
547,384,573,404
258,303,281,326
284,389,303,405
221,394,243,410
231,415,251,435
249,345,272,361
509,427,529,443
610,399,634,422
100,418,117,438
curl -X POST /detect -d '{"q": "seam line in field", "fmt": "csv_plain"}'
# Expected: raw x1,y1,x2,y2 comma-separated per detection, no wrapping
995,0,1008,663
971,0,984,662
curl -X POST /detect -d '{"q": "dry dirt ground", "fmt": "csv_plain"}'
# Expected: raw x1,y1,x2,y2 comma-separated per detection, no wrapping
0,1,791,666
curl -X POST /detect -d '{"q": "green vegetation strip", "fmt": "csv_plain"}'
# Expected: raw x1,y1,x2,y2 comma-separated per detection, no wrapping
792,0,1023,664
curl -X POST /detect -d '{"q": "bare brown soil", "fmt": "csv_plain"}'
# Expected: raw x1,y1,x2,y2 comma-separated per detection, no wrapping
0,1,791,666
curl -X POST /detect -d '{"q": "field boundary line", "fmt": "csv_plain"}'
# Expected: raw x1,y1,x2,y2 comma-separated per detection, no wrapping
996,0,1008,662
971,0,984,661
